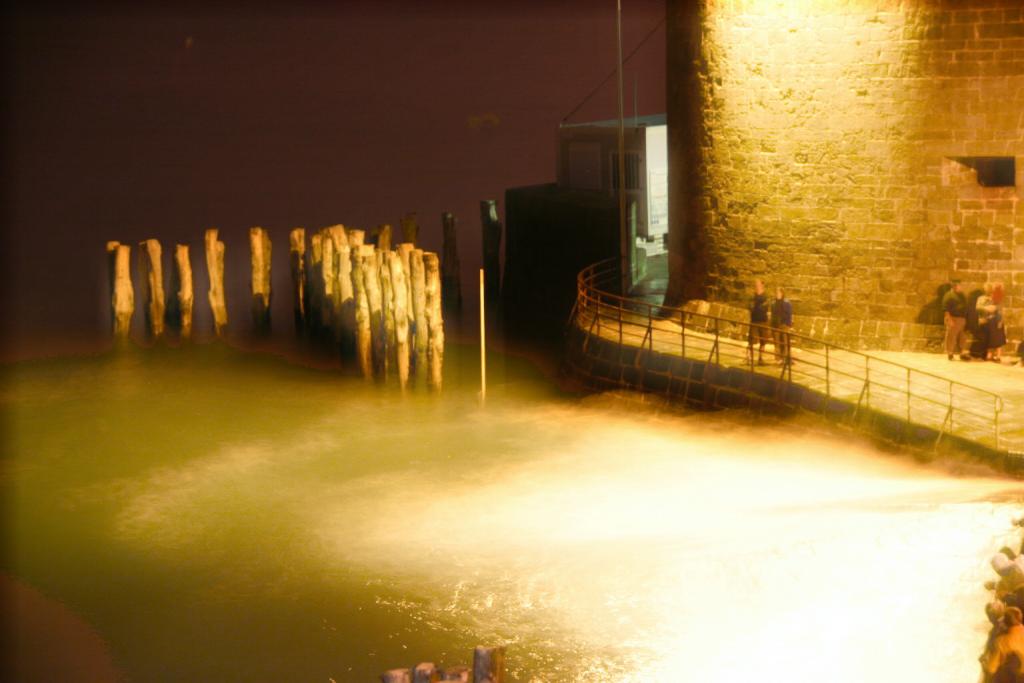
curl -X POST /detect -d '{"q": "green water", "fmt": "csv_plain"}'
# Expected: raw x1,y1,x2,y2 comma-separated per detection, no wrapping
3,343,1023,682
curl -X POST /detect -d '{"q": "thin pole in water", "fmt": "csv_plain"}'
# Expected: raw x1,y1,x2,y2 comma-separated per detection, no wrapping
480,268,487,404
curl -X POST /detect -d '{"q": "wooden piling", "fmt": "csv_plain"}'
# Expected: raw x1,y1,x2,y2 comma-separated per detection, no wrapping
361,245,386,379
319,229,336,334
380,669,412,683
376,223,393,253
336,242,355,354
441,212,462,312
438,666,469,682
249,227,272,335
289,228,306,335
387,251,410,389
348,228,365,248
173,244,193,340
307,232,324,339
326,225,348,343
380,249,396,375
138,238,166,339
352,245,373,379
106,242,134,339
424,251,444,390
480,200,502,305
472,646,506,683
204,228,228,336
400,212,419,245
412,662,439,683
410,248,428,385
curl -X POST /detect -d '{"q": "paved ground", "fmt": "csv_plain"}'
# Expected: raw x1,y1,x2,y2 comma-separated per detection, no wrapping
578,307,1024,453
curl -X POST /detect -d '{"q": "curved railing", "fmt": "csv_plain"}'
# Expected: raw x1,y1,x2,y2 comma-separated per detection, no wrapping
571,259,1007,452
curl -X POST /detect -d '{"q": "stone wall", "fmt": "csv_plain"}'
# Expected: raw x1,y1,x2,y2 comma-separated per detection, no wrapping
666,0,1024,349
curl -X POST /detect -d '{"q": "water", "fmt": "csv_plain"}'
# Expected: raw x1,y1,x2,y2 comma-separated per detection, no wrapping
2,343,1021,681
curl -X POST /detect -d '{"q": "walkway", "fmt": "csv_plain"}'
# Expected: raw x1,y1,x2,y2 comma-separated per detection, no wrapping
572,262,1023,455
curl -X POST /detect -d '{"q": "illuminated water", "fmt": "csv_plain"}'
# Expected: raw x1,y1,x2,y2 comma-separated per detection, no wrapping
2,343,1021,681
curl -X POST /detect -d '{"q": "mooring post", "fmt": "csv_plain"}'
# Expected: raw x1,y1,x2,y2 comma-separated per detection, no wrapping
412,662,439,683
361,245,386,379
106,242,134,340
472,646,506,683
318,228,336,334
380,669,412,683
204,228,228,336
388,251,411,390
380,249,397,376
307,232,324,340
441,212,462,313
400,212,419,245
438,666,469,682
138,238,166,339
480,268,486,404
377,223,392,252
326,225,348,343
289,228,306,336
249,227,272,335
352,243,372,379
480,199,502,305
424,251,445,390
173,244,194,340
410,248,428,385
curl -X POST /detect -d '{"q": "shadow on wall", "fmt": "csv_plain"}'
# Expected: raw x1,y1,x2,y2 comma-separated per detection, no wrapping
916,283,949,326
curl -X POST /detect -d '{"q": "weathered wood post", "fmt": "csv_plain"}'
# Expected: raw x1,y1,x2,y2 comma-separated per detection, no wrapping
336,241,355,356
424,251,445,390
380,249,396,375
326,225,348,344
249,227,272,335
377,223,392,252
205,228,228,336
412,662,439,683
388,251,410,389
380,669,412,683
472,646,506,683
289,228,306,336
400,212,419,245
361,244,386,379
438,666,469,682
306,232,323,339
106,242,134,339
348,228,365,249
352,244,373,378
318,228,336,334
410,248,428,385
441,212,462,312
480,200,502,306
171,244,193,340
138,238,166,339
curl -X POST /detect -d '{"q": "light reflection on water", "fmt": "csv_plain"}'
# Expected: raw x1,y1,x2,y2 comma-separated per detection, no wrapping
3,346,1022,682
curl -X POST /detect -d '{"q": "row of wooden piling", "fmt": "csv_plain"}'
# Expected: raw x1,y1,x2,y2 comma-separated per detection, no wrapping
106,217,447,390
381,645,505,683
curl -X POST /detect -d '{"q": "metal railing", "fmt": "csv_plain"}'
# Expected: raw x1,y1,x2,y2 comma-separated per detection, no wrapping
571,259,1006,451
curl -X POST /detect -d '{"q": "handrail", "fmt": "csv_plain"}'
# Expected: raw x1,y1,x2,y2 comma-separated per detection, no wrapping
572,259,1006,451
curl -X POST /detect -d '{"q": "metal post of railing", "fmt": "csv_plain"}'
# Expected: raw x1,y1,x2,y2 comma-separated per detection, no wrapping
714,318,720,365
825,346,830,400
865,356,871,409
995,396,1001,449
617,297,623,346
647,307,654,352
949,382,954,434
596,292,602,337
906,367,911,426
680,310,686,358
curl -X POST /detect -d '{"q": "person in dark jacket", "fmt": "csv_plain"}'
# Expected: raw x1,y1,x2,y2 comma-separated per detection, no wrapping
748,279,770,365
942,279,970,361
771,287,793,365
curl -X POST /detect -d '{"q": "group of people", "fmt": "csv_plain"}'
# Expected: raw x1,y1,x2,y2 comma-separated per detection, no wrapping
943,279,1019,365
747,279,792,366
982,540,1024,681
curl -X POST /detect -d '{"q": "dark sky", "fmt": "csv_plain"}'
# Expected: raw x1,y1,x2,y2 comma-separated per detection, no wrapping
2,0,665,358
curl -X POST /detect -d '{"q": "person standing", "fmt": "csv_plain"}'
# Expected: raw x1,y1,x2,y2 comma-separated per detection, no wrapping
771,287,793,366
942,279,969,361
986,282,1008,363
748,279,770,366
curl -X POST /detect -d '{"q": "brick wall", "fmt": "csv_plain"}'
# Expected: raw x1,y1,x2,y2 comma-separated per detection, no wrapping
666,0,1024,349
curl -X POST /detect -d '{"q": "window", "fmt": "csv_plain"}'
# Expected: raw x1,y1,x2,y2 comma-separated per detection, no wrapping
951,156,1016,187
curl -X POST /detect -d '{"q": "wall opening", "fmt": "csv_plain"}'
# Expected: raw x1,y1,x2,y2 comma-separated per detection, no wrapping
950,156,1016,187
